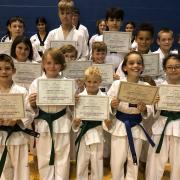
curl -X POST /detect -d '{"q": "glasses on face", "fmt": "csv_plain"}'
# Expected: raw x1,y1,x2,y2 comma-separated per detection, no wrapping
166,64,180,71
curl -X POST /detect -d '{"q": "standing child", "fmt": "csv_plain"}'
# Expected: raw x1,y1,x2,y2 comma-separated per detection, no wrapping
89,19,107,54
72,66,110,180
28,48,72,180
116,23,154,79
72,7,89,43
0,16,25,42
94,7,125,71
0,54,37,180
146,54,180,180
153,28,175,84
45,1,89,59
106,51,154,180
30,17,49,57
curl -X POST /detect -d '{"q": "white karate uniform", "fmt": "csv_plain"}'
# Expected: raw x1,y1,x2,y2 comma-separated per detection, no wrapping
72,89,105,180
30,33,48,55
146,81,180,180
0,83,34,180
77,24,89,43
45,25,89,59
105,78,153,180
28,73,72,180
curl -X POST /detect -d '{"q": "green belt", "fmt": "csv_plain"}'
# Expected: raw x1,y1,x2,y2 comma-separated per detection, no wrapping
75,121,102,162
156,110,180,153
35,108,66,165
0,124,39,177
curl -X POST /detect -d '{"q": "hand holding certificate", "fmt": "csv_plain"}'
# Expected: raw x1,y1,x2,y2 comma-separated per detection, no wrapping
0,94,25,119
37,79,75,105
157,85,180,111
118,81,159,105
75,95,109,121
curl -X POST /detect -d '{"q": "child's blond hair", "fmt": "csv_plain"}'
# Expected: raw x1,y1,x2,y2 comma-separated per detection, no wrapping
84,66,102,82
58,0,74,12
157,28,173,40
59,44,78,58
92,41,107,54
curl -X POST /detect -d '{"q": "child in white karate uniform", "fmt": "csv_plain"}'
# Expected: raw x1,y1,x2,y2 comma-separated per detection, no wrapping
0,54,36,180
28,48,72,180
106,51,154,180
45,1,89,60
72,66,110,180
146,54,180,180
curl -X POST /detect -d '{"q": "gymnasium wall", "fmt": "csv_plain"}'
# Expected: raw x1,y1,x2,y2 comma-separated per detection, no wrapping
0,0,179,49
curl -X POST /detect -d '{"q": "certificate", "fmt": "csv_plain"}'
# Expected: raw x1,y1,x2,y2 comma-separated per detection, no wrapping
118,81,159,105
13,62,42,89
75,95,109,121
92,64,113,85
0,42,12,55
157,85,180,111
50,40,77,49
0,94,25,119
103,31,131,53
37,79,75,105
142,54,160,76
63,61,92,78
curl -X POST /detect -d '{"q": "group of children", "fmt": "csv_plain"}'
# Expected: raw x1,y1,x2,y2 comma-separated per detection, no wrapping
0,0,180,180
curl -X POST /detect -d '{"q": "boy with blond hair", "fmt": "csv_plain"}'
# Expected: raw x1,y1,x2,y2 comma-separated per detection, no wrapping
73,66,110,180
45,0,89,59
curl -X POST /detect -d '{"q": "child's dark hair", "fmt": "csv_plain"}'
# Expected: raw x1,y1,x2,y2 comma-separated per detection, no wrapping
135,23,154,38
42,48,66,71
163,54,180,70
0,54,15,69
121,51,144,75
124,21,136,29
105,7,124,21
72,7,80,15
11,36,33,61
36,16,47,25
9,16,25,28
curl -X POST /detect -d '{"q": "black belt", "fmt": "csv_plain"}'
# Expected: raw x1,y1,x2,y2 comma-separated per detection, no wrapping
0,124,39,177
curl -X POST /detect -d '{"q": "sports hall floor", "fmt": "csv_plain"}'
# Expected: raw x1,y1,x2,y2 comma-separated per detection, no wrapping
29,155,170,180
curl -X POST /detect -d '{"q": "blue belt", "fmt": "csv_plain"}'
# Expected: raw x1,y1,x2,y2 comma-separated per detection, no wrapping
35,108,66,165
116,111,155,165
